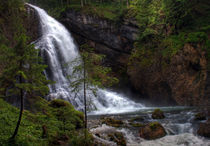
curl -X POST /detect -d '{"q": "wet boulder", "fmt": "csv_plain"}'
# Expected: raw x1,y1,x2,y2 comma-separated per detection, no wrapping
101,117,124,127
197,119,210,138
194,112,206,120
152,109,165,119
139,122,166,140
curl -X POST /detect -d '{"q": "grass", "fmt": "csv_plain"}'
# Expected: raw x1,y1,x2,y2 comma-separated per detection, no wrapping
0,97,92,146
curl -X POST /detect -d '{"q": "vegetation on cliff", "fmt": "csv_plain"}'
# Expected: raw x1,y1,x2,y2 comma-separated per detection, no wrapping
128,0,210,69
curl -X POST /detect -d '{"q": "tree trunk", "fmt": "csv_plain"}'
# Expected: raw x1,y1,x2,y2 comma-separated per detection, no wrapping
127,0,129,8
11,76,24,139
83,61,87,141
81,0,84,7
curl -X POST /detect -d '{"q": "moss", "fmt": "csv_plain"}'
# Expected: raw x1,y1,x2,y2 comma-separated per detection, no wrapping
49,99,71,108
130,123,144,127
0,98,88,145
149,121,160,130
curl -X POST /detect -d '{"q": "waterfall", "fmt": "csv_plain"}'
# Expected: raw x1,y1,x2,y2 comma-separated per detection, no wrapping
28,4,144,114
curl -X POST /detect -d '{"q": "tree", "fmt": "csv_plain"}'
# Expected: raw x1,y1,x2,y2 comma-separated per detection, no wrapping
0,33,50,140
69,45,118,140
81,0,84,7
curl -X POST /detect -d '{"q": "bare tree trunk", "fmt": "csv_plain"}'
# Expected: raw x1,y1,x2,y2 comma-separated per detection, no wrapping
127,0,129,8
81,0,84,7
83,61,87,142
11,76,24,139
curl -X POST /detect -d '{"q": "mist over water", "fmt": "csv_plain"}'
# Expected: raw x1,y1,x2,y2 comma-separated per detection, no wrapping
28,4,144,114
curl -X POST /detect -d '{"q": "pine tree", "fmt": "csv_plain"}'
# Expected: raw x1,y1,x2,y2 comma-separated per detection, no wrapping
0,33,50,139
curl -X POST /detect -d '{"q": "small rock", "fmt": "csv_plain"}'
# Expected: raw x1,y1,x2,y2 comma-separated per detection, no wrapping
194,112,206,120
152,109,165,119
197,119,210,138
101,117,124,127
139,122,166,140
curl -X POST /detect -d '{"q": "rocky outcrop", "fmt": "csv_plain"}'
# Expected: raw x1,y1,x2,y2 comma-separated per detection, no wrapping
60,9,138,53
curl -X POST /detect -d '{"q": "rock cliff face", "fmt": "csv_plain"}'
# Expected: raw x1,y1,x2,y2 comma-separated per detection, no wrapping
60,10,209,106
60,9,138,71
128,43,208,106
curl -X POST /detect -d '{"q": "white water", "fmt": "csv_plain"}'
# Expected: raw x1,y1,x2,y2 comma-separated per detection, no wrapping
28,4,144,113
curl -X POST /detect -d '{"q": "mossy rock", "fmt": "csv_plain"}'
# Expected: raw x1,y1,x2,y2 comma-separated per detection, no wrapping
194,112,206,120
108,132,126,146
49,99,72,108
139,122,166,140
130,122,144,127
101,117,124,127
129,116,144,122
152,109,165,119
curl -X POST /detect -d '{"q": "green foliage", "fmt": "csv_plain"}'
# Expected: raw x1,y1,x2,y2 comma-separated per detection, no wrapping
186,32,208,43
0,98,88,145
0,33,50,99
129,0,163,28
161,33,185,58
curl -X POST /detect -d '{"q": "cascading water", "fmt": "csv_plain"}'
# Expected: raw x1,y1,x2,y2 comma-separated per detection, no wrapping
28,4,144,113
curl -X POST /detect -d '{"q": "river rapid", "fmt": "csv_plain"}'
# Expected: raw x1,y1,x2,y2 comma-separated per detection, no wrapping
88,107,210,146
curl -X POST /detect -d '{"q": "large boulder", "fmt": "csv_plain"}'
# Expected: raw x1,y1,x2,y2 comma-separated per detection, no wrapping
139,122,166,140
152,109,165,119
197,119,210,138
